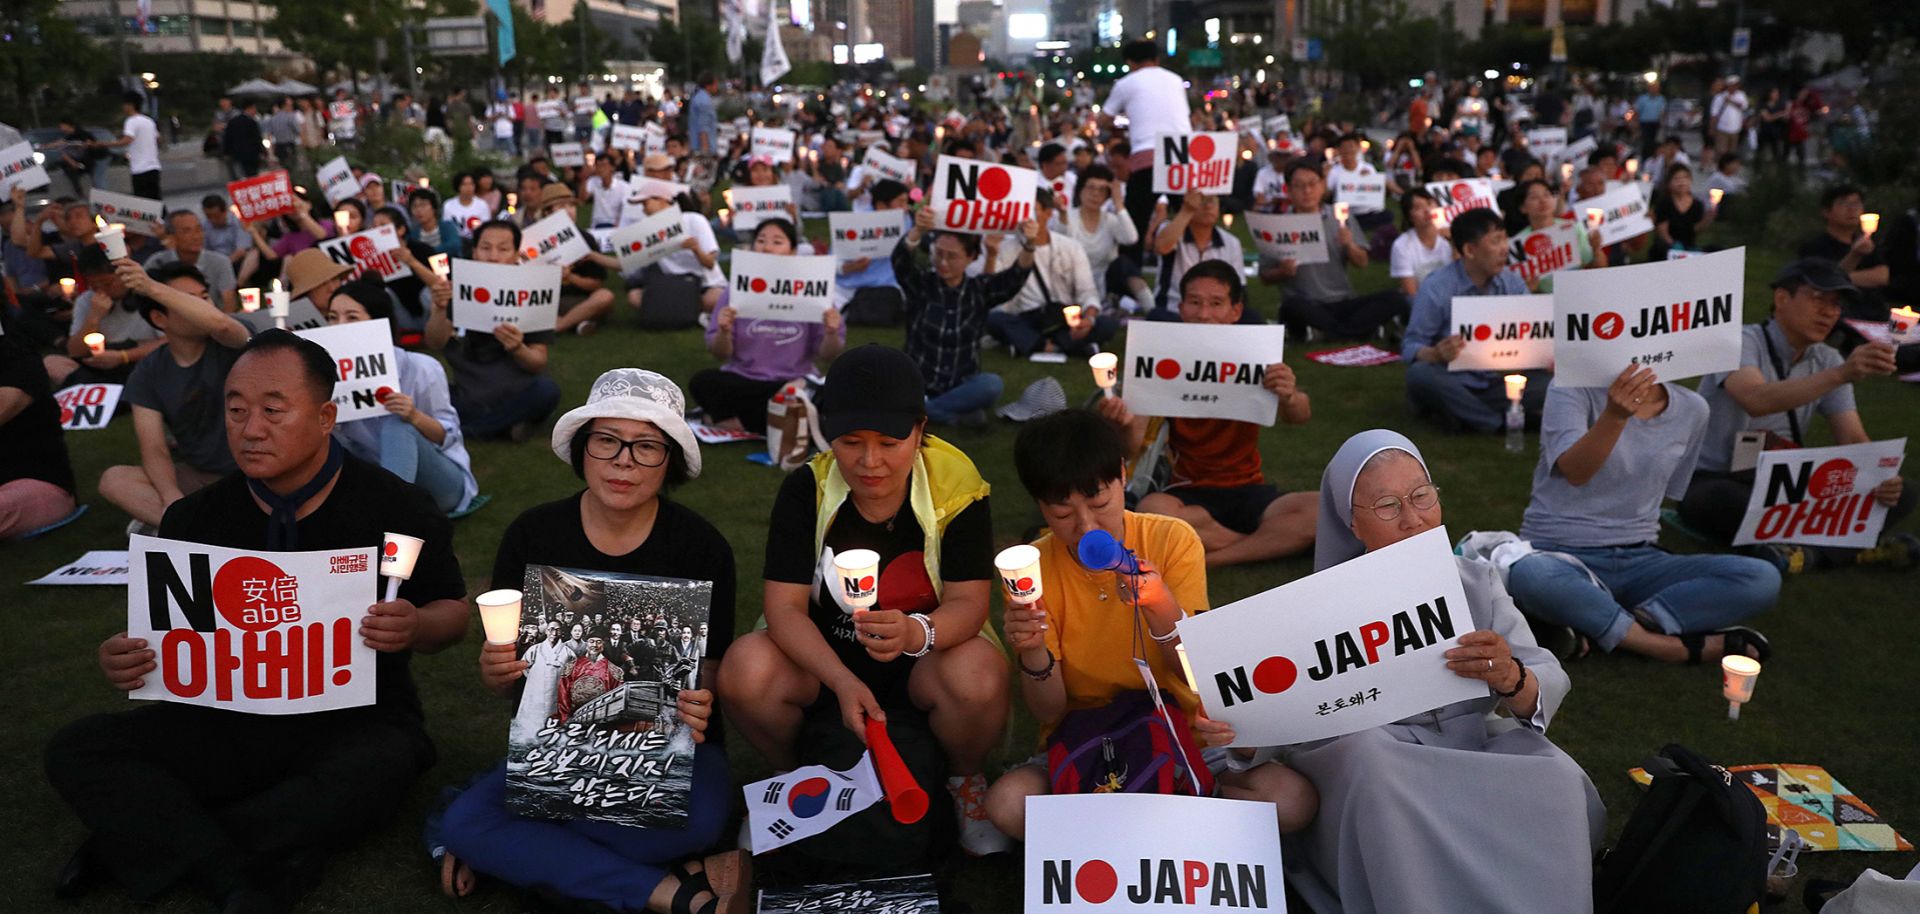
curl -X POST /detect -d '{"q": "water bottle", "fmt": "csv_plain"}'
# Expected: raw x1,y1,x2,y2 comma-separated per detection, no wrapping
1505,401,1525,454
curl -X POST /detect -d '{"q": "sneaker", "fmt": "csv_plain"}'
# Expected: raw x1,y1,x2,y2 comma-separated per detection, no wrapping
948,774,1012,856
1754,544,1808,575
573,319,598,337
1854,533,1920,570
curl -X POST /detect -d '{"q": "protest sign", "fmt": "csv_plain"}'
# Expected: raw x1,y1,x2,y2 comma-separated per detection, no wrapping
0,141,52,194
535,99,565,121
828,210,907,262
1026,794,1286,912
53,382,123,430
572,95,596,116
751,126,798,163
227,170,296,223
1733,440,1907,549
861,147,916,185
1580,184,1656,247
1120,322,1287,425
1307,344,1400,367
89,190,164,235
1332,172,1388,211
519,210,592,266
1553,246,1744,387
1424,178,1501,227
318,223,407,282
1526,126,1569,161
609,124,645,152
728,251,836,323
1556,135,1598,169
1152,132,1237,196
450,259,562,333
643,123,668,157
927,155,1038,235
1508,222,1583,286
1449,294,1556,372
1244,212,1331,266
294,318,399,423
610,206,690,272
507,565,711,827
548,142,586,167
28,551,130,586
317,156,359,206
1176,526,1482,746
727,184,793,234
759,875,938,914
1264,114,1292,137
743,754,884,854
127,534,379,714
327,100,358,136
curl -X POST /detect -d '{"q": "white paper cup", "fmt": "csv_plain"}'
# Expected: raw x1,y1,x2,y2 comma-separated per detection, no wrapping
477,589,524,645
1722,655,1761,719
381,532,426,581
239,288,260,312
833,548,881,609
1062,305,1082,327
58,278,76,299
98,224,127,260
1584,208,1604,230
1089,352,1119,390
1860,212,1880,236
84,332,106,356
429,253,450,278
1889,308,1919,341
269,291,290,319
995,544,1044,605
1333,201,1350,224
1504,373,1527,402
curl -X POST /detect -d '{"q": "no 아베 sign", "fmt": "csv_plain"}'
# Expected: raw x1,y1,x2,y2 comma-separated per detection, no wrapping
728,250,836,323
1175,526,1483,746
928,155,1037,235
1734,439,1907,549
55,383,124,430
1152,132,1236,196
1120,321,1287,426
1449,294,1555,372
127,534,379,714
449,259,563,333
1026,794,1286,912
1424,178,1501,228
1552,246,1743,387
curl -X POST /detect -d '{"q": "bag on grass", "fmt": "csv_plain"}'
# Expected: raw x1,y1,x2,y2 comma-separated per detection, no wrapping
842,286,904,326
1595,743,1768,914
634,268,703,330
766,380,824,471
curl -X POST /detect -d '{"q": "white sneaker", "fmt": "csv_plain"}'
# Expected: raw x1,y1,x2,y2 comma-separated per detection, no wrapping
948,773,1013,856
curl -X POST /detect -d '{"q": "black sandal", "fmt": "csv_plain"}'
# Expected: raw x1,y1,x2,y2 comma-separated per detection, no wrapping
1677,626,1772,665
669,874,719,914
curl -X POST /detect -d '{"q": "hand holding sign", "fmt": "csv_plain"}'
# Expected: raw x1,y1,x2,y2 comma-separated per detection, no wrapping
1602,364,1661,420
99,632,157,690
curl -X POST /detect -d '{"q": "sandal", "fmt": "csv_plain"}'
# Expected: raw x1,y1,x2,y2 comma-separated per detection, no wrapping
668,875,719,914
1677,626,1772,666
438,851,475,898
700,850,752,914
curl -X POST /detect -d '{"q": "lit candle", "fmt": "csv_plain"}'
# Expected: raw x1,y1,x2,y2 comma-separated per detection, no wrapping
718,207,732,227
1221,212,1234,228
1361,139,1372,154
507,192,518,211
1241,148,1252,160
83,332,106,356
1559,162,1574,185
1889,306,1919,341
1709,188,1724,208
58,277,76,299
97,222,127,260
1585,208,1604,230
1861,212,1880,236
238,288,260,312
1333,202,1350,226
429,253,451,278
268,279,290,329
1089,352,1119,395
1504,374,1527,402
1062,305,1082,326
417,176,430,188
333,211,351,235
476,589,524,645
1624,158,1639,177
1722,655,1761,721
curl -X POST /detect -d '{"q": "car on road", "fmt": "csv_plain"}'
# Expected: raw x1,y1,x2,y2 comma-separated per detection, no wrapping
24,126,128,167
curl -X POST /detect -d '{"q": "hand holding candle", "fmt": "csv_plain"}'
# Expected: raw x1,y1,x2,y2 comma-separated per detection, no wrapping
380,532,425,602
97,222,127,260
476,589,524,645
995,545,1044,605
834,549,881,612
1089,352,1119,396
1062,305,1082,329
84,332,106,357
1860,212,1880,236
1722,655,1761,720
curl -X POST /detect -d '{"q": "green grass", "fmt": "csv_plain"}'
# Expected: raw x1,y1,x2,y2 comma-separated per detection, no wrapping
5,226,1915,912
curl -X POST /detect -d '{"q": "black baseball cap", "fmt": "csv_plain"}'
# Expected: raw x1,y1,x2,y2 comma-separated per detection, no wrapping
1770,258,1858,297
818,344,927,441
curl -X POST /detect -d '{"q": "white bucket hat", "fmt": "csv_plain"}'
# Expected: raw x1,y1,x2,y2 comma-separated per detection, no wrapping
550,368,702,478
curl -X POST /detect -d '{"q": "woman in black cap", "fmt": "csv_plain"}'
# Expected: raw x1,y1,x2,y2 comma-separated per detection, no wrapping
718,343,1013,856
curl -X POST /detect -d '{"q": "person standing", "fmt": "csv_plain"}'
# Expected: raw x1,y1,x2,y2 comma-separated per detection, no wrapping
1710,76,1749,158
1099,39,1192,257
1632,82,1667,160
266,97,303,169
222,98,264,180
102,92,163,200
688,74,718,155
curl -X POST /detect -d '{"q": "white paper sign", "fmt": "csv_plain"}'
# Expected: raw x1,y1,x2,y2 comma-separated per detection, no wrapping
1553,246,1744,387
1120,322,1287,426
828,210,907,262
1152,131,1237,196
53,383,124,430
1526,126,1569,160
294,318,399,422
1557,135,1598,169
610,206,690,272
727,184,793,233
28,550,130,586
450,258,562,333
1245,212,1330,266
1026,794,1287,912
751,126,798,164
90,190,165,235
927,155,1038,235
1176,526,1483,746
1509,222,1583,286
1264,115,1292,137
127,534,379,714
0,141,52,194
1424,178,1501,227
519,210,592,266
548,142,586,167
1332,173,1388,211
317,156,358,206
1449,295,1556,372
728,251,836,323
572,95,597,116
644,123,669,157
536,99,565,121
861,147,916,185
1580,184,1656,247
317,224,407,282
1733,440,1907,549
610,124,645,152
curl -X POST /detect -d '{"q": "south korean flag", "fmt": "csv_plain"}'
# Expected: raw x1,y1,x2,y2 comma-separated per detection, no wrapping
743,753,885,854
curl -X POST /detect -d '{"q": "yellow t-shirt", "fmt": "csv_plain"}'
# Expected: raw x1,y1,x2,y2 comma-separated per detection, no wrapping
1034,511,1210,741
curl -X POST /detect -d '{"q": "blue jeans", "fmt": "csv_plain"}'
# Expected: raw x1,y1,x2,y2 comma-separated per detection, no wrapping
986,307,1119,357
1506,544,1779,652
925,373,1003,423
455,375,562,441
1405,362,1548,434
380,421,469,514
441,743,731,910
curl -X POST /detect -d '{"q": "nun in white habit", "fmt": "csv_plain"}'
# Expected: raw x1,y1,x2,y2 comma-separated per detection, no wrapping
1285,429,1605,914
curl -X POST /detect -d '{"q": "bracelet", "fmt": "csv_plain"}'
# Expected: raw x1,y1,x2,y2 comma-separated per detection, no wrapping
1019,651,1056,681
1148,624,1180,643
1494,658,1528,699
121,349,131,365
905,612,935,658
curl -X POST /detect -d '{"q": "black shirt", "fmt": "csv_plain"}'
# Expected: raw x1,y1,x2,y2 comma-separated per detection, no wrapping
1799,231,1888,316
0,338,77,493
1651,192,1706,260
158,455,466,723
762,466,992,703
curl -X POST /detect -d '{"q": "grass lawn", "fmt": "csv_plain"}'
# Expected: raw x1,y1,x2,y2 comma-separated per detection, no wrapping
5,222,1915,913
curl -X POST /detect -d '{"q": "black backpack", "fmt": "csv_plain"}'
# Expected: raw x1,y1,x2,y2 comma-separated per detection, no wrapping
1595,743,1769,914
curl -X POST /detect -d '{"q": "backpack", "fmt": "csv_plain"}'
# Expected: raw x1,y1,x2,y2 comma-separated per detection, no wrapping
842,286,904,326
1595,743,1769,914
765,380,824,471
633,269,703,330
1046,691,1214,798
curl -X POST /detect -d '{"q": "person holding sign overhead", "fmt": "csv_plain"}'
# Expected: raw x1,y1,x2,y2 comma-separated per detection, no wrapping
1284,430,1602,914
1260,159,1409,339
47,331,468,912
1149,188,1243,319
690,218,846,434
1508,178,1606,293
425,219,562,442
1401,208,1550,434
889,205,1040,427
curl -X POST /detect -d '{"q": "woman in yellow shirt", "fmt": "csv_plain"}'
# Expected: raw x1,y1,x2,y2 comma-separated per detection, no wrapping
982,409,1316,840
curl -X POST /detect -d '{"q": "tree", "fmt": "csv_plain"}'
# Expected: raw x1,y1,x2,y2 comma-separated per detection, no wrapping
1,0,109,124
269,0,415,87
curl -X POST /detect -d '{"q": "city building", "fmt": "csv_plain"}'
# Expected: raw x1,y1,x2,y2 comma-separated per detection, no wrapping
516,0,675,57
57,0,298,60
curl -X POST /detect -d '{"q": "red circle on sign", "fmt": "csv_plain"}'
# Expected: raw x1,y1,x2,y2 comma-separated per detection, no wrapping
212,555,297,633
629,242,642,252
467,216,482,230
1810,459,1858,499
1474,325,1492,341
375,386,395,403
750,278,768,293
60,406,74,424
844,230,858,240
859,575,875,590
1075,859,1118,904
350,237,377,259
1259,230,1274,242
1524,233,1552,257
1252,655,1299,694
977,167,1011,200
474,288,491,303
1154,358,1181,380
523,246,538,259
1190,134,1216,160
1451,184,1473,203
1594,312,1624,340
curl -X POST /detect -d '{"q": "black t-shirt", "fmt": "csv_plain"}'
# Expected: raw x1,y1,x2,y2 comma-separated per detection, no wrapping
1799,231,1888,313
762,466,992,702
158,455,466,724
0,338,76,493
1652,193,1705,256
384,239,438,319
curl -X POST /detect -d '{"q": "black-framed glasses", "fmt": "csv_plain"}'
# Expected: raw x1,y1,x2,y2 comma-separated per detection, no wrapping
584,432,669,467
1365,484,1441,521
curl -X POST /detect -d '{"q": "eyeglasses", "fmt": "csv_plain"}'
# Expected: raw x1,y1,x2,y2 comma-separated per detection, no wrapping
584,432,669,467
1364,484,1441,521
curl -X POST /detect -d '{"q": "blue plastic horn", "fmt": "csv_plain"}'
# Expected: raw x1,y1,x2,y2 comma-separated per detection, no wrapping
1077,529,1140,574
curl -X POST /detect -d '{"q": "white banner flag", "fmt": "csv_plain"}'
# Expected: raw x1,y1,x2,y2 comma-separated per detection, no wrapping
1508,222,1583,287
828,210,907,262
1176,526,1483,746
1026,794,1287,912
519,210,592,266
728,251,836,323
727,184,793,233
90,189,165,235
548,142,586,167
1245,212,1331,266
1553,247,1744,387
450,259,562,333
1578,184,1656,247
760,4,791,86
1120,322,1287,425
927,155,1038,235
1151,132,1237,196
0,141,52,194
128,534,379,714
750,126,797,164
317,223,407,282
1449,294,1556,372
743,755,883,854
294,318,400,422
1424,178,1501,228
1733,440,1906,549
54,383,124,430
610,206,690,272
317,156,358,206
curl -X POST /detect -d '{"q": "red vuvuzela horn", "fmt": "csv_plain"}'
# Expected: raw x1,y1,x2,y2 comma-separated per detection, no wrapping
865,719,927,824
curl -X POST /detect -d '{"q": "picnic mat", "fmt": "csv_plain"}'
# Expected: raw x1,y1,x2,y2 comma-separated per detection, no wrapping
1629,763,1912,852
1306,344,1401,367
690,421,765,444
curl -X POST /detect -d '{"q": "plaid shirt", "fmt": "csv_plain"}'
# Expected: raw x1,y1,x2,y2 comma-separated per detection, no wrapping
891,237,1032,395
